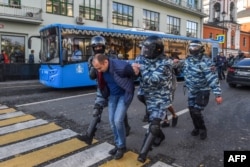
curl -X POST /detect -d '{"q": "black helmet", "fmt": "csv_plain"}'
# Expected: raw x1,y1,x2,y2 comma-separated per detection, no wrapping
91,36,106,54
142,35,164,59
188,40,204,55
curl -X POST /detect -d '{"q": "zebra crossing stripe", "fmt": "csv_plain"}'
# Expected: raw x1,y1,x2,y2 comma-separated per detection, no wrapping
0,129,77,160
100,151,150,167
0,123,62,146
0,108,16,114
0,138,87,167
0,114,36,127
0,119,48,135
151,161,174,167
0,111,25,120
45,142,114,167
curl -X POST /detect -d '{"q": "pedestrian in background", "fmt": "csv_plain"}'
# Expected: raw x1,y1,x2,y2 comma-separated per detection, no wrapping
1,50,10,64
233,50,246,65
215,52,226,80
0,51,4,63
28,50,35,63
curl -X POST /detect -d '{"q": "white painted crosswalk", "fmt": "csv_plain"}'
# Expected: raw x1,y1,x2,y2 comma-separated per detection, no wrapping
0,106,179,167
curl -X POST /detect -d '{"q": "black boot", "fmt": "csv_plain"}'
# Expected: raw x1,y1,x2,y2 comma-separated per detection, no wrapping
138,118,161,163
191,129,199,136
199,129,207,140
189,107,200,136
192,108,207,140
137,132,155,163
153,129,165,147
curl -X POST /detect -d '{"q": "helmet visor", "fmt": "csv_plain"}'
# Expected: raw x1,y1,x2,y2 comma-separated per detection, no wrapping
141,44,156,58
189,43,202,55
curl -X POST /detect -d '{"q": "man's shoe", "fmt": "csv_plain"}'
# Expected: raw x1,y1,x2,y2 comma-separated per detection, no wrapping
114,147,126,160
172,116,178,127
200,129,207,140
108,147,118,155
191,129,199,136
125,126,131,137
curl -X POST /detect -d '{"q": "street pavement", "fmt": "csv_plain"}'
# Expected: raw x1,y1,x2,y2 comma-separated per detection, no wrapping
0,104,178,167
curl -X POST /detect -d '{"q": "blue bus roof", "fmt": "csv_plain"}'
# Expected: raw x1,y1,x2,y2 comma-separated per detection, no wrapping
41,23,219,44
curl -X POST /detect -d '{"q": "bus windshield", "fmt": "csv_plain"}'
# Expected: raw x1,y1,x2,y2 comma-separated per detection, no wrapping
40,27,59,64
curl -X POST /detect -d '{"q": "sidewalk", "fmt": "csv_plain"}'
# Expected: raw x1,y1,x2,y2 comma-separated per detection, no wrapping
0,79,40,86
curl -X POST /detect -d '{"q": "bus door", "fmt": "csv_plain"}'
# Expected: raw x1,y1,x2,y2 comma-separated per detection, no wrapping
61,37,96,87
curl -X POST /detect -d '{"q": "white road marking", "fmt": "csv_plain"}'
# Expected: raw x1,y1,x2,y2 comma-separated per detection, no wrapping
151,161,174,167
15,93,95,107
0,119,48,135
45,142,114,167
0,105,8,110
0,111,25,120
143,108,189,129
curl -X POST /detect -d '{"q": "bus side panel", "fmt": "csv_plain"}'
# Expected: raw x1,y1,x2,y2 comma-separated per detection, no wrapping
39,63,96,88
61,63,96,88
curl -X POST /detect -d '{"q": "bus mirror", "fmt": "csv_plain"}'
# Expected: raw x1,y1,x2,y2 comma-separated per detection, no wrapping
28,35,40,49
28,39,32,49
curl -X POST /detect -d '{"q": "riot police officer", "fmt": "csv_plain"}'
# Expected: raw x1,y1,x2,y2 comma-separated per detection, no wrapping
132,35,173,163
183,40,223,140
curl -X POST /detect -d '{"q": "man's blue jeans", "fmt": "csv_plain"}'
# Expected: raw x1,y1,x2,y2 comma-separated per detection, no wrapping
108,94,130,149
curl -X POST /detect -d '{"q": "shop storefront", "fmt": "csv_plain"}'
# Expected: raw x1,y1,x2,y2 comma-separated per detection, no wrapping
1,34,25,63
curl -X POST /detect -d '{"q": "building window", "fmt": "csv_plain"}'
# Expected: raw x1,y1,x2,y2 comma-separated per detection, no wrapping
143,9,159,31
187,0,198,8
79,0,102,20
209,33,213,38
243,37,246,47
166,15,180,35
112,2,133,27
9,0,20,6
46,0,73,17
186,21,198,37
231,35,235,46
2,0,21,7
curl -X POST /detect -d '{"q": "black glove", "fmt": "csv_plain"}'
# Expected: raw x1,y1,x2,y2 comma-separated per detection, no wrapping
89,67,97,80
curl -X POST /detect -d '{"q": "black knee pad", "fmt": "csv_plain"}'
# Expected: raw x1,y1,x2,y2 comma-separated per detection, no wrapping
149,118,161,136
93,104,103,116
137,95,146,105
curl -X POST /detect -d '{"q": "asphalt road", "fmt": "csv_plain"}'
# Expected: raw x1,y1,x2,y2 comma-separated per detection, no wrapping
0,79,250,167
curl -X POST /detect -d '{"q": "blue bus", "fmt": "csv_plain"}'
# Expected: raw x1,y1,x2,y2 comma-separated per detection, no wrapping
28,23,220,88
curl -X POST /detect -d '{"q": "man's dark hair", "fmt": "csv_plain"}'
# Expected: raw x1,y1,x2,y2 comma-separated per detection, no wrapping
94,53,108,63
